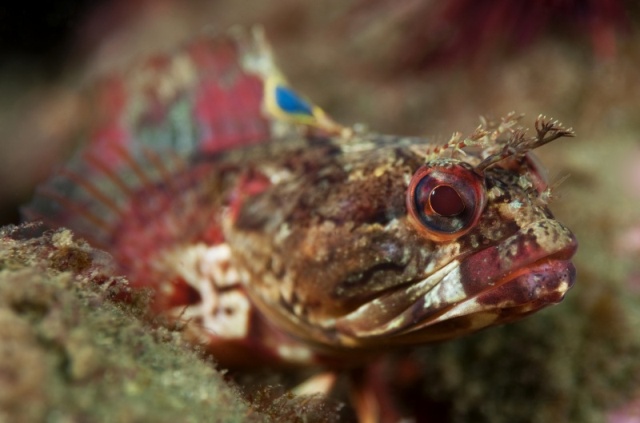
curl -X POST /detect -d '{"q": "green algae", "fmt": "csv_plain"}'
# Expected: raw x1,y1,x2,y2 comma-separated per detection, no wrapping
0,224,260,423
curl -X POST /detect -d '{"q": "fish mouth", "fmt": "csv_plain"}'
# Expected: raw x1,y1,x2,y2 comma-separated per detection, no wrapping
399,257,576,343
335,219,577,345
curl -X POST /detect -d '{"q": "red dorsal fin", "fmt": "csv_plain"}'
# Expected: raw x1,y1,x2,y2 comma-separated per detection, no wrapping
83,30,274,162
23,29,276,244
22,29,290,281
21,28,343,312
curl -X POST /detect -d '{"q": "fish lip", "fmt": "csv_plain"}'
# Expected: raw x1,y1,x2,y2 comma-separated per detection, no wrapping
395,220,578,338
335,219,577,342
390,257,576,344
468,256,577,309
454,220,578,302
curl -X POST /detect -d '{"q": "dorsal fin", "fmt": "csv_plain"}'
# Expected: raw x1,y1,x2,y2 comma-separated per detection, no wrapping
22,28,347,318
22,30,348,282
22,27,342,259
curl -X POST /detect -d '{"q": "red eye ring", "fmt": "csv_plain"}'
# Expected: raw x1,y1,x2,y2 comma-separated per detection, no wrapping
407,162,486,241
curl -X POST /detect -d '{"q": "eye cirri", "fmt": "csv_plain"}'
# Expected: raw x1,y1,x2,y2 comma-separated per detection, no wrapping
407,161,486,241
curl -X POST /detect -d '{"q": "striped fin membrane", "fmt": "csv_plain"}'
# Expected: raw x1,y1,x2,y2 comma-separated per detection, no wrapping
24,27,347,244
22,28,344,311
22,29,289,252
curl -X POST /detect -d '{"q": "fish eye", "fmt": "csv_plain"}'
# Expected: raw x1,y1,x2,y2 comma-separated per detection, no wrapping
407,162,486,241
429,185,465,216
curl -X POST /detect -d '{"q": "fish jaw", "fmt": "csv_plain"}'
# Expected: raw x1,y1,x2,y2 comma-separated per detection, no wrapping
334,218,577,345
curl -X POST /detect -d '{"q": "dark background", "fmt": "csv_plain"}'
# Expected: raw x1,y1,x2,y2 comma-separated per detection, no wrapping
0,2,104,74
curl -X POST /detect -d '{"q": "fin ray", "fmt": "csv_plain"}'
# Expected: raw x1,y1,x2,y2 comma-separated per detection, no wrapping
22,28,342,306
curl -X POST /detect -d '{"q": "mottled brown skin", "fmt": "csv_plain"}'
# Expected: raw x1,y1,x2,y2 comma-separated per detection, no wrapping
25,123,576,366
22,31,578,423
226,136,427,344
20,27,577,367
221,131,576,354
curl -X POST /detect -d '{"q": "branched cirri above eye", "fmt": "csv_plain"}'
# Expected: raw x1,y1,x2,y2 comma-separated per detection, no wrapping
406,162,486,241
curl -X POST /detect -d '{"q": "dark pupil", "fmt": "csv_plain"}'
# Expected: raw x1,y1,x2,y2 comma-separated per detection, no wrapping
429,185,465,216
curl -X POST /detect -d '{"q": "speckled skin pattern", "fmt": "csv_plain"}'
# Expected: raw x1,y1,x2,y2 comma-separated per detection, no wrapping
218,131,577,356
23,31,577,367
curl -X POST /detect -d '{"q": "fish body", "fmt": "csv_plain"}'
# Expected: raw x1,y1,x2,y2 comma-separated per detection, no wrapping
24,29,577,369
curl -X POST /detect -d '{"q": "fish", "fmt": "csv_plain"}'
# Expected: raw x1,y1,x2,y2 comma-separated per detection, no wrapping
23,27,577,421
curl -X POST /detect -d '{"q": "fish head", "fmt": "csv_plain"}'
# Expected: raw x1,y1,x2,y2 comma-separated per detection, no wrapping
226,116,577,351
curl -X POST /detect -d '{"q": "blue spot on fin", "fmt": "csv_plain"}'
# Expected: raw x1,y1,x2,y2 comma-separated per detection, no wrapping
275,85,314,116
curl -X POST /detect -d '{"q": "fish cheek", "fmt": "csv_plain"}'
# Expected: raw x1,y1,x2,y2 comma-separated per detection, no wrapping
226,209,430,333
289,221,425,319
225,163,433,336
